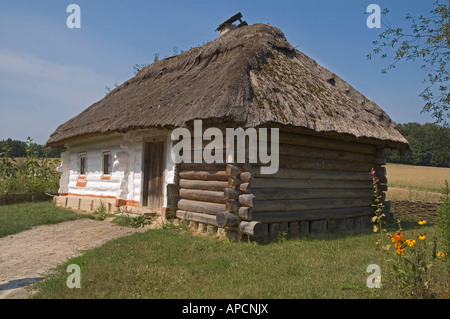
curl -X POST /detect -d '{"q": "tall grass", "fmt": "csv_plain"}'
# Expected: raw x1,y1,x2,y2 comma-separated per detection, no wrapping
0,137,60,195
437,181,450,256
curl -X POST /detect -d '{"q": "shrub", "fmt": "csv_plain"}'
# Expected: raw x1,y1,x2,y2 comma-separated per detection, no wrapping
112,214,150,228
0,137,60,195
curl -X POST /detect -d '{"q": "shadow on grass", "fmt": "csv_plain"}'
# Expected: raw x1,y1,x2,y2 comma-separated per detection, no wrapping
0,277,44,291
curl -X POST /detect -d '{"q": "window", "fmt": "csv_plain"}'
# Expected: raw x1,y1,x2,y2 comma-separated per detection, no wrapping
103,152,112,175
79,153,87,175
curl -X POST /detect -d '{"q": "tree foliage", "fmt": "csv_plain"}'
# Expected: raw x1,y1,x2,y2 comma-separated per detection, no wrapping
368,0,449,125
386,122,449,167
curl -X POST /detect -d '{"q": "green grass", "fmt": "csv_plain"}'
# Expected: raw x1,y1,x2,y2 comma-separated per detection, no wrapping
31,224,449,299
0,201,87,238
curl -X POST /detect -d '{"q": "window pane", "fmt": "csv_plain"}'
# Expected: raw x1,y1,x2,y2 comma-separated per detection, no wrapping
80,156,86,175
103,154,111,175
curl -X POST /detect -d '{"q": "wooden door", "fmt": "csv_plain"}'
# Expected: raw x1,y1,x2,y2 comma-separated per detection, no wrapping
143,142,165,208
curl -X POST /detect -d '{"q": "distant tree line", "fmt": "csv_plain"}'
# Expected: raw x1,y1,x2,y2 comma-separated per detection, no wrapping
386,123,449,167
1,123,448,167
0,138,63,158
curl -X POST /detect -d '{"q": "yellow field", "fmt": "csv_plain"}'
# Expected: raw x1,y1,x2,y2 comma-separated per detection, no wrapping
385,163,450,202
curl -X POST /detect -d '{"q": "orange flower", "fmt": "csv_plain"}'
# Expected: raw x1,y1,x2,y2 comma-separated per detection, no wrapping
437,252,445,258
405,239,416,247
396,247,406,255
419,235,426,240
391,232,405,243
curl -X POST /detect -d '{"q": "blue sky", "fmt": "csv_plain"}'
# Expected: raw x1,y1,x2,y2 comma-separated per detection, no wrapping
0,0,437,145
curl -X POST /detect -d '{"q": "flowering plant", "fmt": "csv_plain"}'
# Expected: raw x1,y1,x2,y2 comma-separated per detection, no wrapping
370,169,446,297
386,219,446,298
370,168,385,236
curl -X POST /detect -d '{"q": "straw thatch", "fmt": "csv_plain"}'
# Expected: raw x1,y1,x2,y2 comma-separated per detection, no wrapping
46,23,409,149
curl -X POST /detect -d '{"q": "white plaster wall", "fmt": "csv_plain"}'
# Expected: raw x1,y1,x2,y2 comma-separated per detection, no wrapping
66,135,124,198
129,137,143,204
62,129,176,208
163,132,176,207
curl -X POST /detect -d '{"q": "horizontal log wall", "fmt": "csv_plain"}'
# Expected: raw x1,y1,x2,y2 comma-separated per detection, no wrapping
175,159,230,218
172,129,390,240
244,132,389,230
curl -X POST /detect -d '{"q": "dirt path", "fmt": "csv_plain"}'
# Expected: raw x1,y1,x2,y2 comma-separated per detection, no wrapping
0,218,150,299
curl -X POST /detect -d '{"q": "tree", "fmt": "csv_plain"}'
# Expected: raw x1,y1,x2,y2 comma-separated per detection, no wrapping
367,1,449,125
385,122,449,167
0,138,63,158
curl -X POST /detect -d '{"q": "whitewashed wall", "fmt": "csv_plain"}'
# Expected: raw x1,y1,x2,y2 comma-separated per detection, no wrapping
59,129,175,208
64,135,124,198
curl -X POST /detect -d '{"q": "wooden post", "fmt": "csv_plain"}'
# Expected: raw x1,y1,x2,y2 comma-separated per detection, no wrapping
216,212,239,228
238,207,252,221
239,182,251,193
288,222,300,236
198,223,207,233
224,188,241,200
239,221,268,241
226,164,244,177
268,223,280,239
310,220,327,234
207,225,218,235
300,221,309,234
280,222,289,235
336,218,354,231
228,177,243,189
239,194,255,208
225,200,239,213
239,172,252,183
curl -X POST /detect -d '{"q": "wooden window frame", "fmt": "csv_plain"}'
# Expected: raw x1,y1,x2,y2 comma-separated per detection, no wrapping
101,151,112,180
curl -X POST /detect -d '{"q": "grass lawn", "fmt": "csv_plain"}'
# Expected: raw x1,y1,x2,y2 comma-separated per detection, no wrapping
3,163,448,299
31,222,449,299
0,201,87,238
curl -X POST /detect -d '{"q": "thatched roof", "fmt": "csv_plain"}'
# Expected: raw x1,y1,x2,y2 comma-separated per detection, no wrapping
46,23,409,150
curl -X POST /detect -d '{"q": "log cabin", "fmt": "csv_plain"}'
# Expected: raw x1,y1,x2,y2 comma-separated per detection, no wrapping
46,20,409,241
